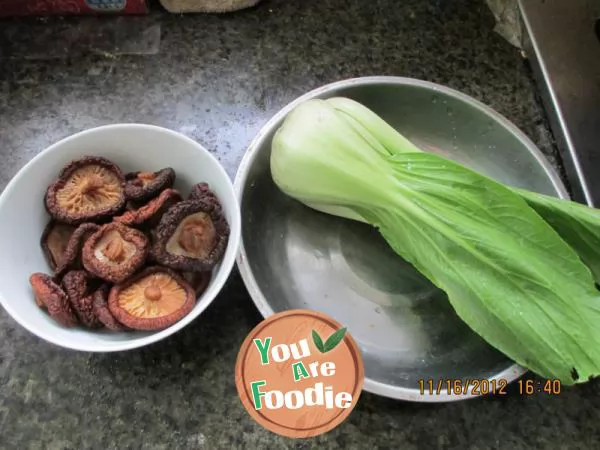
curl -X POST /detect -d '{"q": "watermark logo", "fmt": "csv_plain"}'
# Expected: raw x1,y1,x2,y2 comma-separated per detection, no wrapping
235,309,364,438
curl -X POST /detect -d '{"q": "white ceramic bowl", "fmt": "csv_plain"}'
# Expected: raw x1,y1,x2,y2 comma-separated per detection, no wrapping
0,124,241,352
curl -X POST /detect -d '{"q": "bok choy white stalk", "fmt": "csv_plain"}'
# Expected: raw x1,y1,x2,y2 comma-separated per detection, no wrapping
270,98,600,384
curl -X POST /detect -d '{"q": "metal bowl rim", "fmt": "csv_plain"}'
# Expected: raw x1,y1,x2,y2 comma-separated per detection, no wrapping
233,76,568,402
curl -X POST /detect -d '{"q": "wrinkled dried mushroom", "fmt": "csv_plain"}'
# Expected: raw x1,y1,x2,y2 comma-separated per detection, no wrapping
34,160,220,333
125,168,175,202
54,223,100,278
62,270,91,302
41,221,76,272
188,182,219,206
83,223,149,283
45,156,126,225
113,188,182,228
29,273,79,327
93,283,126,331
108,266,195,330
62,270,102,328
152,200,229,272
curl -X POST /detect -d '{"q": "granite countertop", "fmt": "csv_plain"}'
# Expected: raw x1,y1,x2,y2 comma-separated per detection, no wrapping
0,0,598,448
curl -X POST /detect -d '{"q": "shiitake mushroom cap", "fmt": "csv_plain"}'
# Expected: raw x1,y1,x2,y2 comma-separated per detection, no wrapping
113,188,182,228
40,221,76,273
62,270,102,329
152,199,229,272
54,223,100,279
187,182,220,206
29,273,79,327
82,223,149,283
124,168,175,203
45,156,126,225
108,266,195,331
92,283,126,331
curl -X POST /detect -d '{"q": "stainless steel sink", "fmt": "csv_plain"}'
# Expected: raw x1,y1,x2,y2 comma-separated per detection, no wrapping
519,0,600,207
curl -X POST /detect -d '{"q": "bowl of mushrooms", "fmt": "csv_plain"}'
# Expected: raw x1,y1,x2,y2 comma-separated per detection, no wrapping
0,124,241,352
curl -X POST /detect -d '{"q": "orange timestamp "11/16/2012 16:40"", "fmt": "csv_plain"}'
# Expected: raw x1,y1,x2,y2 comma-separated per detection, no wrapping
418,378,562,396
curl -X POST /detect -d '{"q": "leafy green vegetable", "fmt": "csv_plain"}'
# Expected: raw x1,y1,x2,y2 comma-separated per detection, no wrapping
515,188,600,284
271,98,600,384
330,96,600,284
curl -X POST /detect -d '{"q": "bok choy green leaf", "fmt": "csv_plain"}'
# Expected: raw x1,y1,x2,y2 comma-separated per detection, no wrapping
329,96,600,284
515,188,600,285
270,98,600,384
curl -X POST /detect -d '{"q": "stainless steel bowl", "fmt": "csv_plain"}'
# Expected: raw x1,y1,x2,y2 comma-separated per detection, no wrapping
234,77,568,402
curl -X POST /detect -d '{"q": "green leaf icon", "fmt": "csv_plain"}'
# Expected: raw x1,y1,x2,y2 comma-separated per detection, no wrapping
312,327,348,353
312,330,325,352
323,327,347,353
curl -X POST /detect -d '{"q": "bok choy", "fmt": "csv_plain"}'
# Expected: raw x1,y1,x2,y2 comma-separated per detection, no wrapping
515,188,600,285
328,97,600,285
270,98,600,384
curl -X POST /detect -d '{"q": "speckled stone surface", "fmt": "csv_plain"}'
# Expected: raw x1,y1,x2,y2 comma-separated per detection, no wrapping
0,0,597,449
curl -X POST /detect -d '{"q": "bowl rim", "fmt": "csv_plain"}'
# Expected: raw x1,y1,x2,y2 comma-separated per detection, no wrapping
0,123,241,353
233,76,569,402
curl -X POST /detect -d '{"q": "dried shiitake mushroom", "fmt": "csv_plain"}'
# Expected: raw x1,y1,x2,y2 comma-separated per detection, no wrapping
92,283,126,331
41,221,76,272
108,266,195,331
152,199,229,272
113,189,182,228
82,223,149,283
55,223,100,277
62,270,102,328
34,159,221,333
45,156,126,225
181,271,211,298
62,270,90,302
125,168,175,202
29,273,79,327
188,182,219,206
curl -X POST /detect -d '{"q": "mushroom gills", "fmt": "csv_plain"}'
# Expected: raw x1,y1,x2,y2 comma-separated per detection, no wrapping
165,212,216,259
94,230,139,265
118,273,188,318
43,222,76,269
56,165,123,215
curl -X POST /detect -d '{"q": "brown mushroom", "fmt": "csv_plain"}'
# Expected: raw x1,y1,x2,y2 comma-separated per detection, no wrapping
62,270,102,328
108,266,195,331
152,199,229,272
124,168,175,202
41,221,76,272
45,156,126,225
113,188,183,228
29,273,79,327
188,182,219,207
82,223,149,283
54,223,100,278
92,283,126,331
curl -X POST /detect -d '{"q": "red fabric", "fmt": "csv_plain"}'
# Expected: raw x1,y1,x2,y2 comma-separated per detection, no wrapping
0,0,148,16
